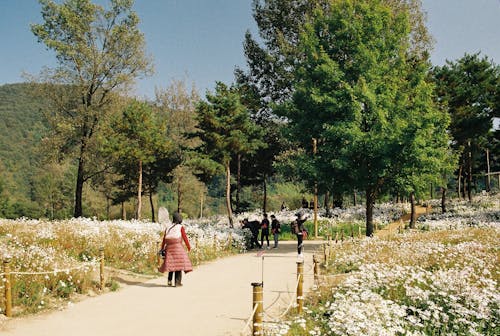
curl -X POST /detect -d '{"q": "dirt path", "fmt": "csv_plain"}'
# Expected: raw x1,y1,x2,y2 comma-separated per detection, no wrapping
376,205,429,238
1,240,324,336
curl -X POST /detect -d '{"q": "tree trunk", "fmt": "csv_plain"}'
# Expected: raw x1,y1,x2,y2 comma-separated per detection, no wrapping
457,164,463,200
365,189,375,237
467,143,472,202
486,148,491,192
263,174,267,214
463,173,467,201
225,163,233,227
74,156,85,218
409,192,416,229
106,196,111,220
324,190,330,216
200,192,204,218
441,187,447,213
313,182,318,238
137,160,143,220
236,153,241,213
149,190,155,222
177,174,183,214
353,189,357,206
121,201,126,220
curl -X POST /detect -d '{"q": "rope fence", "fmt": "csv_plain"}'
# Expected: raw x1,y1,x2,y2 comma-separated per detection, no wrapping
1,248,105,317
262,274,301,321
239,234,368,336
240,247,315,336
240,303,260,335
0,261,99,276
1,232,237,319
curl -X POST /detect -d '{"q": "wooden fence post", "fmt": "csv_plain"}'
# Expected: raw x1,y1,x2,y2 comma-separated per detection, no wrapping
99,248,105,290
313,254,320,285
3,259,12,317
195,237,200,265
323,244,328,267
251,282,263,335
296,261,304,314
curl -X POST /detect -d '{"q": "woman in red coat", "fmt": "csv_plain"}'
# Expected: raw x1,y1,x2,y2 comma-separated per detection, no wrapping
159,211,192,287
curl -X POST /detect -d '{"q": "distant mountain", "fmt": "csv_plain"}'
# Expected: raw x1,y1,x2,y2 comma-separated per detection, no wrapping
0,83,49,213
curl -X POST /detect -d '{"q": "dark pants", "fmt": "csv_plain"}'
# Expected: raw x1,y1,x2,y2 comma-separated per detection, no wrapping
261,230,269,247
251,233,261,248
168,271,182,285
296,233,303,254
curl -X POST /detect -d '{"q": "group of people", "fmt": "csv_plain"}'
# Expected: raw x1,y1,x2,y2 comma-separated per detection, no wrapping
156,208,309,288
241,212,308,256
241,213,282,249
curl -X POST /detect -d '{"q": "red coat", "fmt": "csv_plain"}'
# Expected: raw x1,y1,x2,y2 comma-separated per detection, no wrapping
159,224,192,273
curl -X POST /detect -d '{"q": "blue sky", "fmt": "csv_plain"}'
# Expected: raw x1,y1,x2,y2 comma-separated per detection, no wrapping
0,0,499,100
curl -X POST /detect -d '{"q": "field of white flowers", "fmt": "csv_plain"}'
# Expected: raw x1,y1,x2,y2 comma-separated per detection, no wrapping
0,201,409,317
1,195,498,335
0,215,247,316
267,195,500,336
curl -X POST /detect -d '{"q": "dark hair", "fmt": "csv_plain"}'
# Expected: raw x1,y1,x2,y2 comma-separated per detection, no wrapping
172,212,183,224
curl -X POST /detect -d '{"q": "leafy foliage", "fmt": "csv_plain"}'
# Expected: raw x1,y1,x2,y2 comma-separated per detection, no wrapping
432,53,500,196
278,0,453,235
31,0,153,217
195,82,266,225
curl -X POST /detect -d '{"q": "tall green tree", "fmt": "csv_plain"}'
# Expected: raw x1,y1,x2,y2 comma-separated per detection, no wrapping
283,0,452,236
432,53,499,200
238,0,433,214
103,100,177,220
31,0,152,217
238,0,431,113
155,79,202,215
195,82,265,226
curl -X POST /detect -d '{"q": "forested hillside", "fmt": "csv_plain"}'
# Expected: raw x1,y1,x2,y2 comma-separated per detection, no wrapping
0,83,49,217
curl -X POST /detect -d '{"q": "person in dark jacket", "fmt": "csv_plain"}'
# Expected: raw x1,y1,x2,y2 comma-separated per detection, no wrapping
242,218,261,249
270,214,281,248
260,213,270,248
291,212,308,257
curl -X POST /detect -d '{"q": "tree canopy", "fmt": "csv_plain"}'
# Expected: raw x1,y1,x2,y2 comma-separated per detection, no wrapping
195,82,265,226
276,0,453,235
432,53,499,200
31,0,152,217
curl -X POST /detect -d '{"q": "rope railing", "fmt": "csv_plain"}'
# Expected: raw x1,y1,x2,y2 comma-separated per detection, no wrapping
241,250,313,336
0,261,99,277
240,303,259,335
2,249,106,317
263,273,301,321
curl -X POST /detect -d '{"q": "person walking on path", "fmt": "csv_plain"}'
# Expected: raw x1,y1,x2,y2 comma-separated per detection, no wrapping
270,214,281,248
260,213,270,249
159,211,192,287
291,212,308,258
